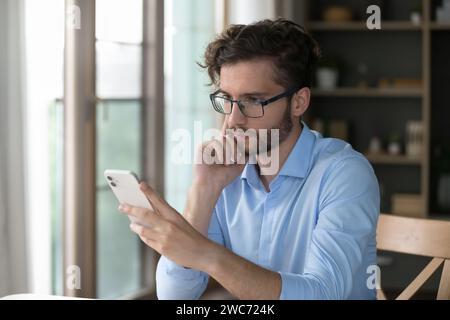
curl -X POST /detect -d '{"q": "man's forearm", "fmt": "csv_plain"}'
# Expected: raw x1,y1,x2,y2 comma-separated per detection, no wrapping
181,179,282,299
202,242,282,300
183,184,221,235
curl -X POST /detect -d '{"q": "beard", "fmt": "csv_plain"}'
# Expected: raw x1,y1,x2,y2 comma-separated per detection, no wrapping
230,101,294,158
265,101,293,152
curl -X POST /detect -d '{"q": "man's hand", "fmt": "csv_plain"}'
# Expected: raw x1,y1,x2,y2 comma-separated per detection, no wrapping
119,182,216,270
193,122,246,191
120,181,282,300
183,122,247,235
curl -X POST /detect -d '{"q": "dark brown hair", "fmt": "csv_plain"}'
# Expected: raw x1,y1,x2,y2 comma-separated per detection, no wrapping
201,18,321,89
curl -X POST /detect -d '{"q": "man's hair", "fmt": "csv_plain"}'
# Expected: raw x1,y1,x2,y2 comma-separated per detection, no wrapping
201,18,321,89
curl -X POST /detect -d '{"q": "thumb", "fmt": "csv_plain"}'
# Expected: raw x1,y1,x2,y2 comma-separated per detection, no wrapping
139,182,166,214
140,182,180,221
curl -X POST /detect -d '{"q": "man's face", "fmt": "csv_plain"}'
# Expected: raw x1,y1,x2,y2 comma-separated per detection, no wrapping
219,59,296,154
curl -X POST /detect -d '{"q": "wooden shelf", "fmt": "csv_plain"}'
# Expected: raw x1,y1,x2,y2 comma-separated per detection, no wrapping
430,23,450,30
313,87,423,98
428,212,450,221
303,0,450,217
365,154,422,165
429,214,450,221
308,21,422,31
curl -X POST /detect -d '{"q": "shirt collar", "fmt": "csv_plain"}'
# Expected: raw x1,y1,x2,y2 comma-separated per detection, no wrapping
278,122,315,179
240,161,259,189
241,122,316,183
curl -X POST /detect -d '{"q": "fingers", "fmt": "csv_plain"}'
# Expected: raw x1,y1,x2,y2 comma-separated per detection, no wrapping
118,203,160,225
201,135,240,166
130,222,174,255
221,122,242,164
139,182,165,211
130,223,153,238
202,139,224,165
140,182,179,221
223,133,243,165
221,119,228,135
130,223,158,248
119,203,149,219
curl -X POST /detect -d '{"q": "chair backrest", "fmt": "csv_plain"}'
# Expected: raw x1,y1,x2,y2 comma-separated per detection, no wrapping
376,214,450,300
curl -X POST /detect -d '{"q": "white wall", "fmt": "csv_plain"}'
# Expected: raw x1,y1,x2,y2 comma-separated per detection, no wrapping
228,0,276,24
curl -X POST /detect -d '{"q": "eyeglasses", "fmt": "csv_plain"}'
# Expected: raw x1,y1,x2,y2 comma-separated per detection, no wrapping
209,86,301,118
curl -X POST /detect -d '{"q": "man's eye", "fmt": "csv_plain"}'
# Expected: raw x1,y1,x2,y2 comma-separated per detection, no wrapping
243,97,260,104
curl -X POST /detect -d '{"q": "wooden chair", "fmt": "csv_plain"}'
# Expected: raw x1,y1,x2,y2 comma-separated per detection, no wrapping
376,214,450,300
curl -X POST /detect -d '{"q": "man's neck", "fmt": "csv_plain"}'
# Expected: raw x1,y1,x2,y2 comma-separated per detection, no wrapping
257,124,302,191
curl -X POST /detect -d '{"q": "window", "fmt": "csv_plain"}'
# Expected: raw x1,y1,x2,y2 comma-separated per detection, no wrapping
27,0,216,298
29,0,146,298
164,0,217,211
95,0,144,298
96,101,142,298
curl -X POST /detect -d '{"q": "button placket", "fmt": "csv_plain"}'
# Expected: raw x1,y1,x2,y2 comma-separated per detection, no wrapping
257,192,276,266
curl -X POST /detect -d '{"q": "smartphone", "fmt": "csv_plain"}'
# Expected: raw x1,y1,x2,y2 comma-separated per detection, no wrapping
104,169,153,226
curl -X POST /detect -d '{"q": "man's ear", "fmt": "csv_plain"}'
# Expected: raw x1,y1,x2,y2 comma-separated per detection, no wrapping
291,87,310,117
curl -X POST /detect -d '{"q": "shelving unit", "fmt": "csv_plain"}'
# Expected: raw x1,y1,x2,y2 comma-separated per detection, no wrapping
296,0,450,218
429,22,450,29
313,87,423,97
365,153,422,165
308,21,422,31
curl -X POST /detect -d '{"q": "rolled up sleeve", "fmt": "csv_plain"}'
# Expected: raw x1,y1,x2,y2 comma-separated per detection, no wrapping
279,156,379,299
156,207,225,300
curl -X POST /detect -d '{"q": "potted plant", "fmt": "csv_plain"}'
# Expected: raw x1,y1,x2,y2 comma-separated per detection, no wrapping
387,133,401,155
410,4,422,25
316,55,339,90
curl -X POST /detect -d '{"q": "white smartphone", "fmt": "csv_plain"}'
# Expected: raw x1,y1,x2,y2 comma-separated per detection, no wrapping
104,169,153,226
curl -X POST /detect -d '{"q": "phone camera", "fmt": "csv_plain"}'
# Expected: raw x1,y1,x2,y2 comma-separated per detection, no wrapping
111,182,117,187
107,176,113,181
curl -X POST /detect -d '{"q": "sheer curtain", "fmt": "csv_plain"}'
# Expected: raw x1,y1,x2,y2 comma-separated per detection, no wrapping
0,0,29,297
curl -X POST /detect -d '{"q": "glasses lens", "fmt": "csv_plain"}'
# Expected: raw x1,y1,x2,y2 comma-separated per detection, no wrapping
212,96,232,114
239,100,263,118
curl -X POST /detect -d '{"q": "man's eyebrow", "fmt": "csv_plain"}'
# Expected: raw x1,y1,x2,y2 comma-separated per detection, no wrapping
217,89,268,97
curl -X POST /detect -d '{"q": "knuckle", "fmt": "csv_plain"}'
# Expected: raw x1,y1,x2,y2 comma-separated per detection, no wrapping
165,223,177,235
160,232,170,244
159,242,169,252
166,226,174,236
143,238,152,248
137,227,145,237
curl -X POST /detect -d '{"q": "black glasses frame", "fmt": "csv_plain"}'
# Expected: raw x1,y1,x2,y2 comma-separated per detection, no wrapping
209,86,301,118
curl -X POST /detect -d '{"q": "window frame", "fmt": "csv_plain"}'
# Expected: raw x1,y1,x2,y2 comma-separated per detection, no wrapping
63,0,164,299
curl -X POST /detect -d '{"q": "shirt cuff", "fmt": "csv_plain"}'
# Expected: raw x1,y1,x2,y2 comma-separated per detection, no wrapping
278,271,293,300
162,256,205,281
278,271,312,300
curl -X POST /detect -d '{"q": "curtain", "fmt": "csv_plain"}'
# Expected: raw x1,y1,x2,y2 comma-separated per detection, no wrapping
0,0,29,296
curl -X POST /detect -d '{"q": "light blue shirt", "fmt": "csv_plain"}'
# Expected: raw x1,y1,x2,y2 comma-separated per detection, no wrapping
157,123,380,300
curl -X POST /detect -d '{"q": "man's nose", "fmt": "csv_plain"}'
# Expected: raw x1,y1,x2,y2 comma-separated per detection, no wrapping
227,102,247,128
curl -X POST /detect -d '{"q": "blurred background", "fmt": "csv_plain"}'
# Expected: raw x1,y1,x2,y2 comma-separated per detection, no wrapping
0,0,449,299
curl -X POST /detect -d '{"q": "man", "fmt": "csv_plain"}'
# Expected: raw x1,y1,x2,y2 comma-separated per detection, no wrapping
119,18,380,299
